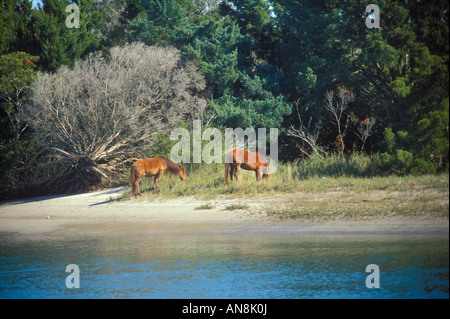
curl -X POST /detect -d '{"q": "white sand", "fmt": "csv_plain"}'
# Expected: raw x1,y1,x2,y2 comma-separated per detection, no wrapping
0,187,448,238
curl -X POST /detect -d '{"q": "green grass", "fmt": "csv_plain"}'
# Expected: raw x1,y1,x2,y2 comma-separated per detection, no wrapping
120,160,448,199
117,158,448,221
264,188,449,221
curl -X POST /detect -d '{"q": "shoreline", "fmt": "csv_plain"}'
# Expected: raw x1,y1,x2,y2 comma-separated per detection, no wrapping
0,187,448,239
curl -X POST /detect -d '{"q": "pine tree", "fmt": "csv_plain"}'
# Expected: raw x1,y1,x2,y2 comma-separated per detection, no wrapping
126,0,192,47
182,18,242,98
32,0,101,72
0,0,36,55
182,14,291,129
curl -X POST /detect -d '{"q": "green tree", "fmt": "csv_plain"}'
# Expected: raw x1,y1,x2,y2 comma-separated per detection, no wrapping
268,0,448,167
126,0,192,47
0,51,39,140
211,73,291,128
182,15,291,129
182,18,242,98
122,1,293,130
0,52,39,192
32,0,101,72
0,0,36,55
219,0,280,66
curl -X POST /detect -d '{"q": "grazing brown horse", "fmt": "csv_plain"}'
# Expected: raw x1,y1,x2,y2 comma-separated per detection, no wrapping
131,156,187,197
224,148,270,184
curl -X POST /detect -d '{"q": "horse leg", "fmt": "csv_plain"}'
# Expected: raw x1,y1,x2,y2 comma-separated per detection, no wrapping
154,171,164,189
224,163,230,184
157,171,164,187
255,168,261,181
131,166,138,197
134,174,143,197
131,172,136,197
234,164,240,181
230,165,235,181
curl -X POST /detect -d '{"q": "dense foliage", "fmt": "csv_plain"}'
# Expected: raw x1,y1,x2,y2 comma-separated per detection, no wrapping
0,0,448,197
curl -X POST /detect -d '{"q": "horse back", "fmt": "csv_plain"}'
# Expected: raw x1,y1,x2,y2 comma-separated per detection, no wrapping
229,148,268,166
132,157,167,176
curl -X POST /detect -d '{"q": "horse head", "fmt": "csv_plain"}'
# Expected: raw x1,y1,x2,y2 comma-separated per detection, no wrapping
178,164,187,180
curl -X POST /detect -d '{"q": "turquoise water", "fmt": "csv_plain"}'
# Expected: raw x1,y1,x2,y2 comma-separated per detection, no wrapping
0,233,448,299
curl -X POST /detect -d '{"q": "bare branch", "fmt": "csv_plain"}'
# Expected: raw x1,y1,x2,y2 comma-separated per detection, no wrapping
324,86,355,155
287,101,325,157
21,43,206,193
355,117,376,151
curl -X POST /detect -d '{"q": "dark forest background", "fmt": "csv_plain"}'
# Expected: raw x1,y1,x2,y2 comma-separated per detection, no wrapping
0,0,448,198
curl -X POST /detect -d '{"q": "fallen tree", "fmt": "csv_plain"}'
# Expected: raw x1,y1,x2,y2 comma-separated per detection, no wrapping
20,42,206,194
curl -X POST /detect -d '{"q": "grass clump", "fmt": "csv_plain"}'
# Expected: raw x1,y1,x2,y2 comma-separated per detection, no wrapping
194,203,216,210
224,203,250,211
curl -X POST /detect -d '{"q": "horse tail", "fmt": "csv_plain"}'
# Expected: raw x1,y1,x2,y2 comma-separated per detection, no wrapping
224,163,230,184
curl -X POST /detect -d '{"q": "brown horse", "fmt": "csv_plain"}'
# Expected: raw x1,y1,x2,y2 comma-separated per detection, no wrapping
224,148,270,184
131,156,187,197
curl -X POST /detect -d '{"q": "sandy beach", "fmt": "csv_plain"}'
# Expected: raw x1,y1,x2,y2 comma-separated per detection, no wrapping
0,187,448,239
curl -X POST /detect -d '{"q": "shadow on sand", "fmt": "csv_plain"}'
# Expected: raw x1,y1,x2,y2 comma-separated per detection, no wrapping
1,187,127,206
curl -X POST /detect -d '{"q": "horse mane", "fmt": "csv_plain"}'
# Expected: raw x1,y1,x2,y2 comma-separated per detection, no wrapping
156,156,181,174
